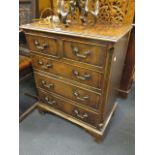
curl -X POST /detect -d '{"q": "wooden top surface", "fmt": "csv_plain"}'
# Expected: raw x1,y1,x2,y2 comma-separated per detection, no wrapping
20,22,132,42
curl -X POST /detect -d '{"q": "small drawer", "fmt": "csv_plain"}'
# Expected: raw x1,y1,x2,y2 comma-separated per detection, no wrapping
32,54,102,89
34,73,101,110
26,34,60,58
38,90,98,126
63,40,107,68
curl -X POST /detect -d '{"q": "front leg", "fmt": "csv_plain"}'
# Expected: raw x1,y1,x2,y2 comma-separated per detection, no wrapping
94,134,103,143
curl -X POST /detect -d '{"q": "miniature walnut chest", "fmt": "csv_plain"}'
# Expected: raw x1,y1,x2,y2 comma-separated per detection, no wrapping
21,22,132,142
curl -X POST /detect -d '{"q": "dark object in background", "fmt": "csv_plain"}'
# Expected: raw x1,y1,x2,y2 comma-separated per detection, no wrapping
19,0,38,25
19,0,39,57
19,30,27,44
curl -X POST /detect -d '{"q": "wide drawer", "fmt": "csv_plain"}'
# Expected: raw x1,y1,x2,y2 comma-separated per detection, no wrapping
34,73,101,110
63,40,107,68
32,54,102,89
38,90,98,126
26,33,60,58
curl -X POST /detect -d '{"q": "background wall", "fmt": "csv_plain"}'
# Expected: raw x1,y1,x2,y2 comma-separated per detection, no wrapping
38,0,50,17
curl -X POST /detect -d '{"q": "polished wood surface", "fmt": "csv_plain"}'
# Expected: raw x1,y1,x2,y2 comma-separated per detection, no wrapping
31,54,102,89
63,40,107,67
21,22,131,142
38,89,98,126
33,0,135,99
26,33,60,58
35,72,101,110
21,23,132,42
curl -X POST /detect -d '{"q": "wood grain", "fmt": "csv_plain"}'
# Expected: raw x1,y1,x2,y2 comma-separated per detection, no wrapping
38,89,99,126
21,20,131,142
20,23,132,42
31,54,103,89
34,72,101,110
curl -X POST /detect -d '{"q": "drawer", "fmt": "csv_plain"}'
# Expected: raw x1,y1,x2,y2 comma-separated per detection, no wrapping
32,54,102,89
26,33,60,58
34,73,100,109
38,90,98,126
63,40,107,67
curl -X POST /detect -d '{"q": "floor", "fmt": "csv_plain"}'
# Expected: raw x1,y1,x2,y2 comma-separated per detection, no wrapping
19,78,135,155
19,76,37,115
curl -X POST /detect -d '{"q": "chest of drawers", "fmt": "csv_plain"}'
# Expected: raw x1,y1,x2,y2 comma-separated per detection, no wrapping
21,23,131,143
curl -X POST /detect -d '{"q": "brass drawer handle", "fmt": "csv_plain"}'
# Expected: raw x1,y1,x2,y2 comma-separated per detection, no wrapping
73,90,89,102
44,97,56,105
74,109,88,119
41,80,54,89
72,47,91,59
34,40,48,50
73,70,91,81
38,60,43,65
41,64,52,70
38,60,53,70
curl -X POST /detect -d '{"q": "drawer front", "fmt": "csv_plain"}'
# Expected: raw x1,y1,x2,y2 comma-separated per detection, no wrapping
26,34,60,58
38,90,98,126
32,54,102,89
35,73,100,109
63,40,107,67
